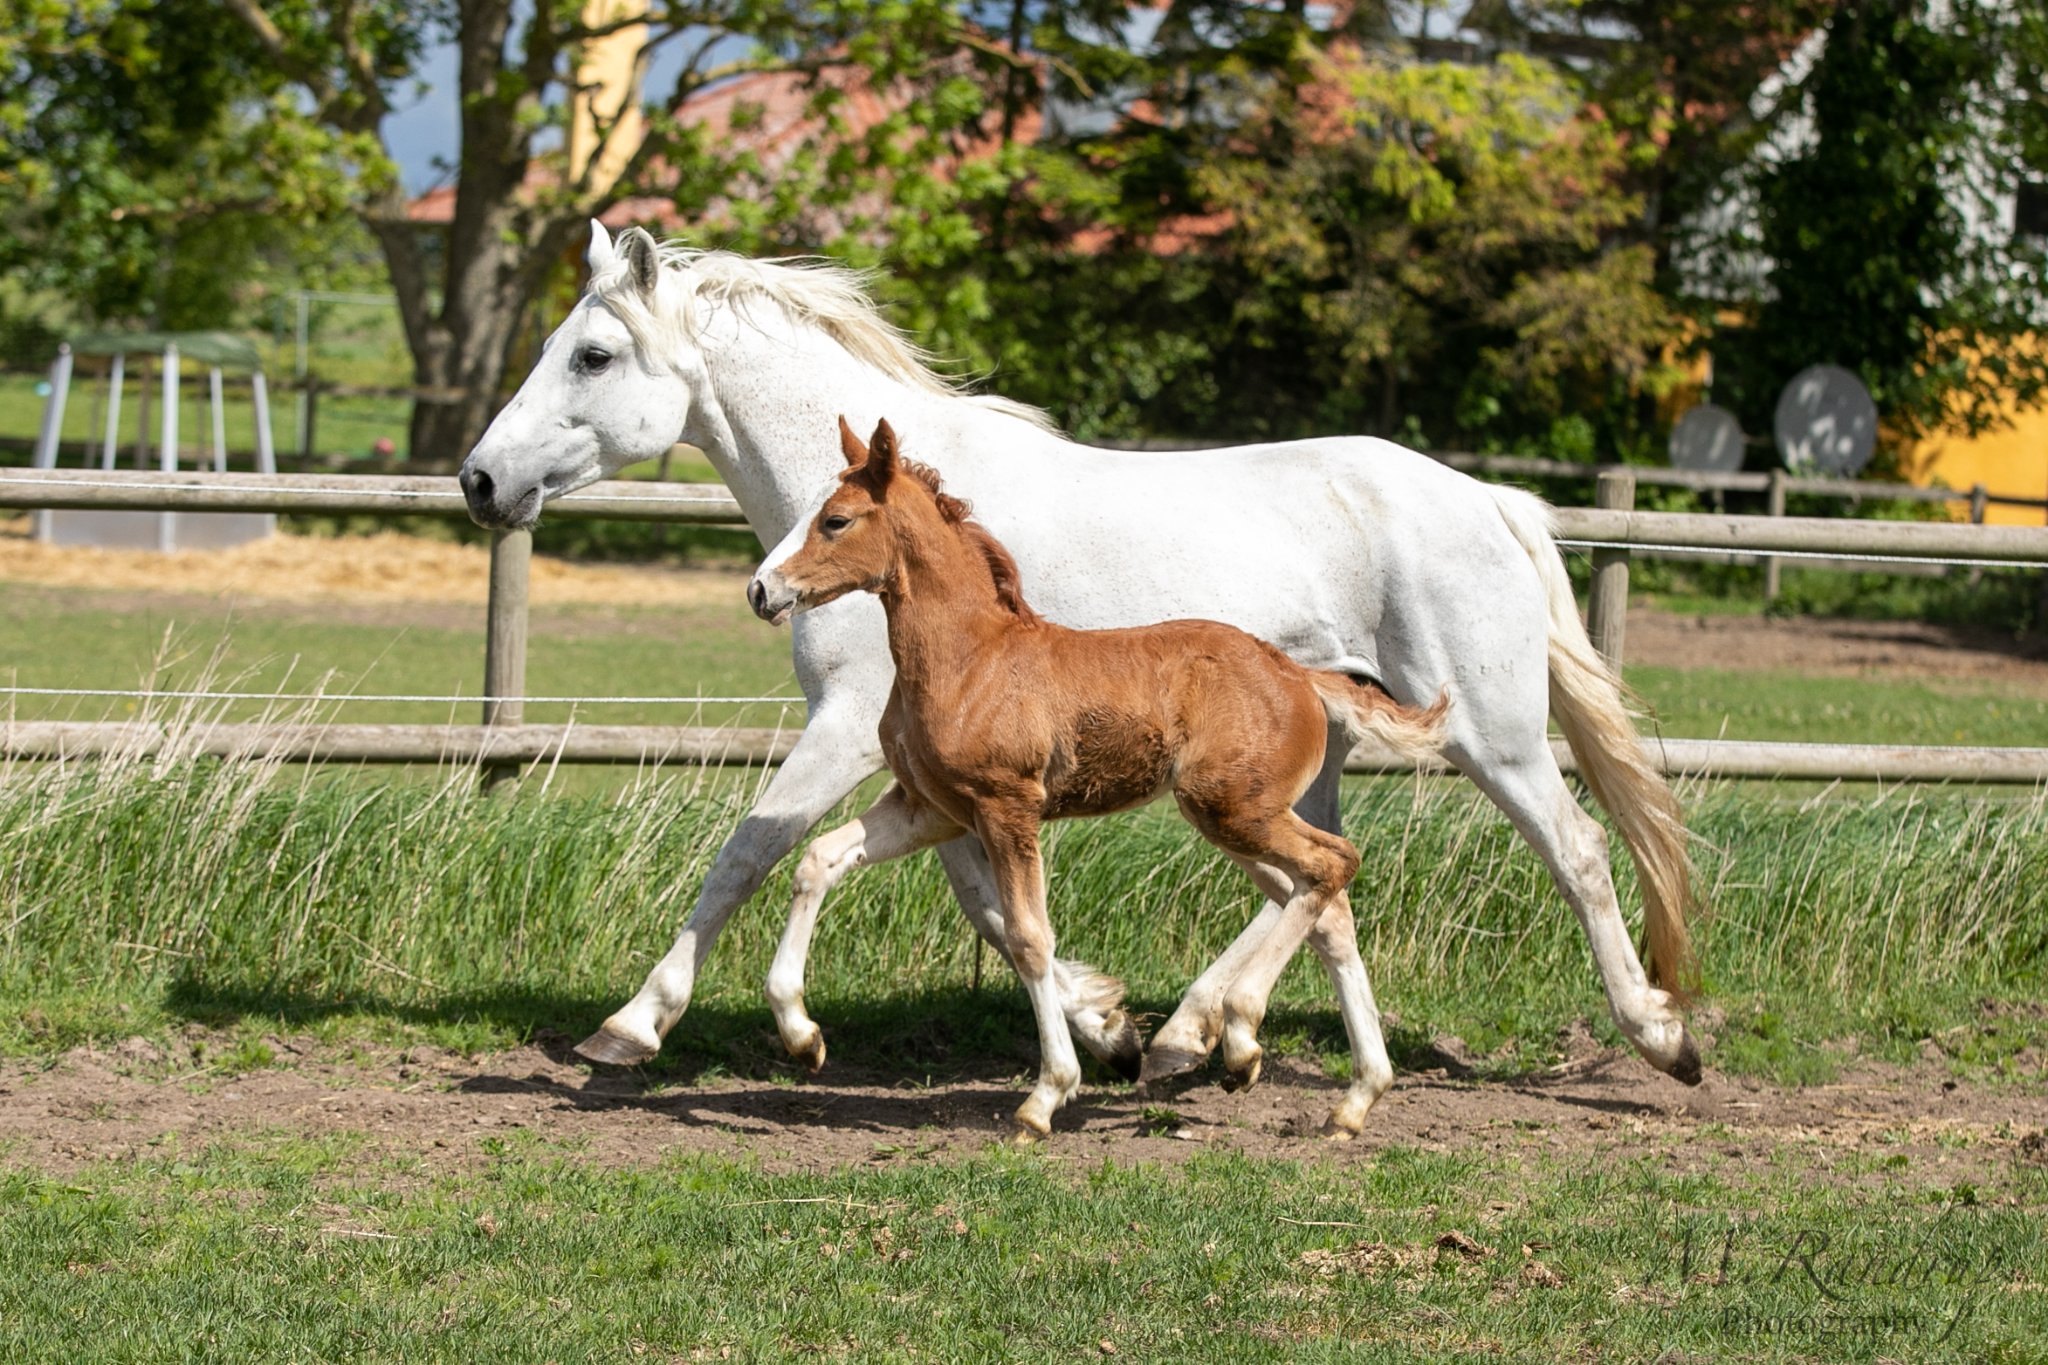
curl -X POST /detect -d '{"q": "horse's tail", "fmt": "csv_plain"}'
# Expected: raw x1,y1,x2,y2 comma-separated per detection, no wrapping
1485,483,1698,1001
1311,673,1451,764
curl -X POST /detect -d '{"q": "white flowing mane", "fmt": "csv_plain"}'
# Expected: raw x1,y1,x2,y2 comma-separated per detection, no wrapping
589,242,1059,433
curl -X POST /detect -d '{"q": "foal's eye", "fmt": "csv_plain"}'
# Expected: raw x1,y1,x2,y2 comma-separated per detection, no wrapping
577,347,613,374
821,514,853,534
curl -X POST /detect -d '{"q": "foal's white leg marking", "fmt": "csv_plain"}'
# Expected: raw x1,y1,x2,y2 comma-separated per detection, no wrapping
979,823,1081,1141
768,788,963,1070
934,837,1145,1080
1458,747,1693,1076
1142,745,1347,1089
1215,858,1337,1095
575,708,883,1066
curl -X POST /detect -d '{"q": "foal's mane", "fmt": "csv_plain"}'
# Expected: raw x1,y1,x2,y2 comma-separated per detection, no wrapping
589,242,1059,433
896,458,1041,623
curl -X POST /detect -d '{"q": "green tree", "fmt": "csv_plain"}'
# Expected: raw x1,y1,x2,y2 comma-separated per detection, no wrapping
1703,0,2048,447
0,0,362,335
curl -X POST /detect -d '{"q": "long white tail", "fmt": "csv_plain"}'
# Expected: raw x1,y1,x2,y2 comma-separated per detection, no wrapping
1311,674,1451,764
1486,484,1698,999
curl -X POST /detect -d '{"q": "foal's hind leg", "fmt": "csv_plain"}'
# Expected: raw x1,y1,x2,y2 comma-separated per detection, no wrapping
1142,744,1345,1089
1180,800,1362,1095
768,785,963,1070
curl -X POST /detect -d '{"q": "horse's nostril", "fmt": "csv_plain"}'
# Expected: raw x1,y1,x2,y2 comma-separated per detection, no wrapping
466,469,495,506
747,580,768,615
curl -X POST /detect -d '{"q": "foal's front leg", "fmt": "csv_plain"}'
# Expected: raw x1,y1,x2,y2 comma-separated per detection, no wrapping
976,801,1082,1142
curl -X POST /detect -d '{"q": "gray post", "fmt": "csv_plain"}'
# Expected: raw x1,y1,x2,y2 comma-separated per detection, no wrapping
31,344,72,541
159,343,179,553
1764,468,1788,601
1587,469,1635,671
1969,483,1988,525
101,353,124,472
482,528,533,793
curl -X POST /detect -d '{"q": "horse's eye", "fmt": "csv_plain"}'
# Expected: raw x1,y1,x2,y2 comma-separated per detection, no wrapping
821,514,853,534
578,347,613,374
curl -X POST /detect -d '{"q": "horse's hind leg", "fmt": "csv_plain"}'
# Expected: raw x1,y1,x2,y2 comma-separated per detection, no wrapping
1458,739,1699,1083
1302,893,1395,1139
934,838,1145,1081
768,785,963,1070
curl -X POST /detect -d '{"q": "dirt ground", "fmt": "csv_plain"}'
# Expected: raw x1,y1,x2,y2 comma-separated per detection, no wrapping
1627,607,2048,691
6,1031,2045,1185
0,517,743,610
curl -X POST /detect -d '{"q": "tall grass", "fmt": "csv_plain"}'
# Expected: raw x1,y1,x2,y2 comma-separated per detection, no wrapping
2,711,2044,1073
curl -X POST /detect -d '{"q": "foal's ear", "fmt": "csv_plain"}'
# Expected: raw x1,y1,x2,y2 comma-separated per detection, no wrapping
838,415,868,467
864,418,899,486
618,227,661,299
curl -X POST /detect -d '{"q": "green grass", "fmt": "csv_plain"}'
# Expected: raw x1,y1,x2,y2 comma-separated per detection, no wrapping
2,750,2043,1086
5,1133,2043,1362
0,580,797,730
5,577,2044,745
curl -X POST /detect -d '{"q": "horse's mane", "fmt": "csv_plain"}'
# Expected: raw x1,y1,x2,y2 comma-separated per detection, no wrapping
897,458,1042,622
589,242,1059,434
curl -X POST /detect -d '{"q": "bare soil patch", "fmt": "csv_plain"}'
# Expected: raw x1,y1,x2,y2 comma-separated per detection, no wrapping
1627,607,2048,692
0,517,747,610
6,1035,2043,1186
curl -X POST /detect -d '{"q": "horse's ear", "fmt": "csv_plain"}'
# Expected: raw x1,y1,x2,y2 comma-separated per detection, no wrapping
618,227,661,299
585,220,614,273
838,415,868,468
864,418,899,487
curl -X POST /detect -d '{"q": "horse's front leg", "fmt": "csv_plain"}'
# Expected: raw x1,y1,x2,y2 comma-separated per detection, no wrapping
932,838,1146,1081
768,786,963,1070
976,801,1081,1142
575,703,885,1066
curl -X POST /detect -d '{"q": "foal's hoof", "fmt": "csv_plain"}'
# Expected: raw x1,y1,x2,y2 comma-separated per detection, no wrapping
574,1024,660,1068
1101,1011,1146,1083
1320,1111,1365,1142
1220,1053,1262,1094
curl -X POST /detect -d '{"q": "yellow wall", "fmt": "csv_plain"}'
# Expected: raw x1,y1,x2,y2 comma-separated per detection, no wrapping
1904,338,2048,528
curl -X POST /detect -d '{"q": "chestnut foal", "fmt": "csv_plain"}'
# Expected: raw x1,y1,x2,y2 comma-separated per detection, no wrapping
750,418,1449,1140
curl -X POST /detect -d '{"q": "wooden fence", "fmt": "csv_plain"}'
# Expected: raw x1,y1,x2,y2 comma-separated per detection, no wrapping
4,467,2047,784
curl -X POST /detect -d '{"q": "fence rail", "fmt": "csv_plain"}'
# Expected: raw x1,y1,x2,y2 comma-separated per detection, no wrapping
8,721,2045,785
3,467,2045,785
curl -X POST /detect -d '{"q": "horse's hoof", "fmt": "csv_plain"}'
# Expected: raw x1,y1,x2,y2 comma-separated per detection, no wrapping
574,1025,659,1068
1220,1053,1262,1094
1666,1029,1704,1087
1138,1043,1206,1093
788,1029,827,1074
1320,1112,1363,1142
1102,1012,1145,1083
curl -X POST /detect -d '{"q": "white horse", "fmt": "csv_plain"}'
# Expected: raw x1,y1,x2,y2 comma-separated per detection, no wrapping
459,223,1703,1103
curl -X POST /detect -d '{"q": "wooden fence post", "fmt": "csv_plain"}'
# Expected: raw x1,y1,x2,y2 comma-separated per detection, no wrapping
1764,468,1788,601
482,528,532,793
1588,470,1635,671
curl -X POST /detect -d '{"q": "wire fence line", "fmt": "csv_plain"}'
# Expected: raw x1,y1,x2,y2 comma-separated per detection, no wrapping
0,686,804,707
3,466,2046,782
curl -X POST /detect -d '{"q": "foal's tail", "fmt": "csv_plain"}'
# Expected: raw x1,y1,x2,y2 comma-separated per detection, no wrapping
1486,484,1699,1002
1311,674,1451,764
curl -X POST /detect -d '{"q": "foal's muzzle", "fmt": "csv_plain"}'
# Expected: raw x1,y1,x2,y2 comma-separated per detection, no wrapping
747,573,795,626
